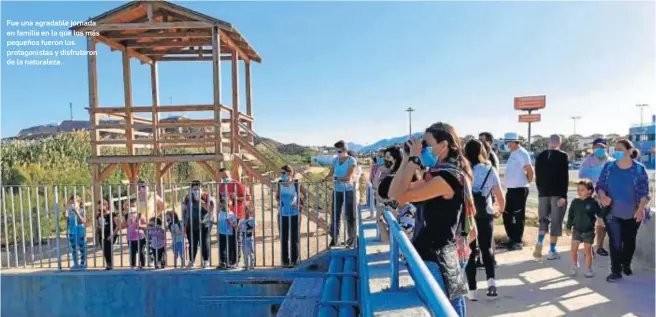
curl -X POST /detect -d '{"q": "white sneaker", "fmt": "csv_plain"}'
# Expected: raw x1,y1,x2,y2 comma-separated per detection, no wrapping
547,250,561,260
186,262,195,269
584,269,595,278
570,263,579,276
203,261,210,268
533,244,543,259
467,290,478,302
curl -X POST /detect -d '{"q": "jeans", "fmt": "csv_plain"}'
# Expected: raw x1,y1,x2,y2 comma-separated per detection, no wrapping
332,190,356,246
68,233,87,268
242,238,255,268
605,216,641,274
187,226,210,263
503,188,529,244
280,215,300,266
466,216,495,290
425,261,467,317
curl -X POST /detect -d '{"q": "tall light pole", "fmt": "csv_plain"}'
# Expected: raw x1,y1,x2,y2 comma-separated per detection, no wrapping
69,102,73,121
405,107,415,137
636,104,649,127
570,116,581,136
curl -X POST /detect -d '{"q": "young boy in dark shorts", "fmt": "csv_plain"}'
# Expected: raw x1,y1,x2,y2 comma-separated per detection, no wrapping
565,180,604,278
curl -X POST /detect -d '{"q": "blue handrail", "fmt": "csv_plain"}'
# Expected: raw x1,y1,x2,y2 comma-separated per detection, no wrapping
383,208,458,317
357,195,373,317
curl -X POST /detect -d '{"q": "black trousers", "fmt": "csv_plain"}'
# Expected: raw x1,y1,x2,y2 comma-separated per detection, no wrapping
187,226,210,263
503,188,529,244
129,239,146,267
332,190,356,246
219,234,237,266
466,216,495,290
150,247,166,266
281,215,300,266
102,235,117,267
606,216,641,274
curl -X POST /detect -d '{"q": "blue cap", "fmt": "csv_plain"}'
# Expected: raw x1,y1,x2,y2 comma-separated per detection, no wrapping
592,138,607,147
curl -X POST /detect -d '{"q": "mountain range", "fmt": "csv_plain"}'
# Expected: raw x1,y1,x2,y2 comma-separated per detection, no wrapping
347,132,422,153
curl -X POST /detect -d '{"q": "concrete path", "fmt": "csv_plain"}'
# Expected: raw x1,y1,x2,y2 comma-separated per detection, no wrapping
360,208,655,317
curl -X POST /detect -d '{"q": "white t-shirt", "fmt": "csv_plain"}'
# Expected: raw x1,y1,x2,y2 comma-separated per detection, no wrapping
472,163,501,196
505,147,532,188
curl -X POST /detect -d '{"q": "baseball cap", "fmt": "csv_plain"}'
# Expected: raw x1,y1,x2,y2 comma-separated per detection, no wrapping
592,138,607,148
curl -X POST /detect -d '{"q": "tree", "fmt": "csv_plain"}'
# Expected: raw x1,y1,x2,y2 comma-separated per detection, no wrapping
590,134,604,139
463,135,475,143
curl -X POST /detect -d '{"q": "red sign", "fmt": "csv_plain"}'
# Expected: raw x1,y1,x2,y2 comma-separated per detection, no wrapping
514,95,546,110
518,114,541,123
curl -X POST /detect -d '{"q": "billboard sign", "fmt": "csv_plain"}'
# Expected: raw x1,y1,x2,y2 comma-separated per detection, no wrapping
514,95,546,110
518,114,541,123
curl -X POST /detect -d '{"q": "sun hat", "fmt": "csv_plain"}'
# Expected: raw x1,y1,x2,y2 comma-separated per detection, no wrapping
503,132,520,142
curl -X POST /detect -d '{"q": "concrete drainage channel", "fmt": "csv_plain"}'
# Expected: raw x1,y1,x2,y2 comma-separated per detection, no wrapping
1,250,361,317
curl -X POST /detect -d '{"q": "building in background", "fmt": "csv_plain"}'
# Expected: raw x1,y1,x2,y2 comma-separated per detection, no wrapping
628,115,656,169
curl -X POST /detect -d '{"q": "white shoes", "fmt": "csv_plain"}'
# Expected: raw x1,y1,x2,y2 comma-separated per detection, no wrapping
533,244,543,259
584,269,595,278
467,290,478,302
203,261,210,268
570,263,579,276
186,262,195,269
547,250,561,260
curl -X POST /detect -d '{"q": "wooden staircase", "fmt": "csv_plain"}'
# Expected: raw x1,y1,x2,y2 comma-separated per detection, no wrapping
230,123,331,231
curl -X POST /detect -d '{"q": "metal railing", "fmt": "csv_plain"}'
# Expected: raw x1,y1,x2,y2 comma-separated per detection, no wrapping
383,207,458,317
0,180,363,271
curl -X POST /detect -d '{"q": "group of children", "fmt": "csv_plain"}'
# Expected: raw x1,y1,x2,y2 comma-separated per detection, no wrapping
64,194,257,270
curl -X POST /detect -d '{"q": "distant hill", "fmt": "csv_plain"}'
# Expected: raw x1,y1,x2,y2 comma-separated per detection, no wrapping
358,132,422,153
347,142,364,152
253,136,316,156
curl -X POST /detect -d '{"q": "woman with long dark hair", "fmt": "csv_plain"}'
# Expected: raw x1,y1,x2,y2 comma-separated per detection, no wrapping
388,122,476,317
463,140,505,300
596,139,651,282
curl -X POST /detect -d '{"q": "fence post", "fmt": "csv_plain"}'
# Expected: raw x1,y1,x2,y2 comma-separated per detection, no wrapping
54,185,61,272
390,229,399,290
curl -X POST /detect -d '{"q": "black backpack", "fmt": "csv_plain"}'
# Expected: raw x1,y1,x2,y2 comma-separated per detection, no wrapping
473,167,493,219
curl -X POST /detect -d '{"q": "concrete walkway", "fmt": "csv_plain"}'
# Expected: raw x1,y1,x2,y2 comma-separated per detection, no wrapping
360,208,655,317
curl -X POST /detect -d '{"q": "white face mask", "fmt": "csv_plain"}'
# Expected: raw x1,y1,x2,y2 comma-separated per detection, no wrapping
70,203,77,210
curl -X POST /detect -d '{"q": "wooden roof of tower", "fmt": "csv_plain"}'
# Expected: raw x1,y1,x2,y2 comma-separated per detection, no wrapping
72,0,262,63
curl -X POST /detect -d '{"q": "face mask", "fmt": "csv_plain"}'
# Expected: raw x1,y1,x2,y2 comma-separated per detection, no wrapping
376,158,384,165
280,174,289,181
613,151,625,161
222,178,231,184
337,152,345,158
70,203,77,210
384,160,393,168
421,147,438,168
594,148,606,158
192,190,200,197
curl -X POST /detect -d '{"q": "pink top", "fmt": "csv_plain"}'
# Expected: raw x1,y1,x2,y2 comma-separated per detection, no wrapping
127,214,146,241
149,226,167,249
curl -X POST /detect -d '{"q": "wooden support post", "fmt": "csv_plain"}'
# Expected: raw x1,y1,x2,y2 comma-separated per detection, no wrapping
122,51,135,155
231,51,241,181
212,26,223,156
245,60,253,144
98,163,118,182
199,161,219,181
154,162,163,197
151,62,160,155
87,36,101,219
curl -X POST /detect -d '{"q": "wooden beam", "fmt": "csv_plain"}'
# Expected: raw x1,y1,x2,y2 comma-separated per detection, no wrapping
212,26,223,155
122,51,135,155
198,161,218,177
231,51,240,155
220,30,250,62
107,31,213,41
98,163,118,182
77,21,212,32
160,162,175,175
97,113,152,124
151,62,160,155
126,39,211,49
90,154,224,165
94,35,153,65
155,56,239,62
120,163,133,180
90,104,219,113
87,36,101,220
146,2,154,22
142,49,213,55
132,163,142,181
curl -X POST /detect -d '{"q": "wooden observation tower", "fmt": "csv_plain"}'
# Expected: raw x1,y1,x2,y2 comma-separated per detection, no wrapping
73,0,262,204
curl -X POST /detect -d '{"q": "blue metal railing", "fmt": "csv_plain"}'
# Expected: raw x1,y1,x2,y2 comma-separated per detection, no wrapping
357,188,373,317
383,207,458,317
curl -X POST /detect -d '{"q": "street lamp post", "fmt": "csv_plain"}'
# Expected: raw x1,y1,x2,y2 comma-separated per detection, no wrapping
69,102,73,121
636,104,649,127
405,107,415,137
570,116,581,135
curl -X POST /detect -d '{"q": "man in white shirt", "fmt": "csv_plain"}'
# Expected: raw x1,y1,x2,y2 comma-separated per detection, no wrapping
502,132,534,251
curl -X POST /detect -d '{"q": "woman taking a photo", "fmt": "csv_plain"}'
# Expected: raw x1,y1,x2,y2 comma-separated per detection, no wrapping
463,140,505,300
388,122,476,317
596,139,651,282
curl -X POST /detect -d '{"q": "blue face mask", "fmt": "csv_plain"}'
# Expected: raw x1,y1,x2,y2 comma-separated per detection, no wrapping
421,147,438,168
594,148,606,158
280,174,289,181
613,151,625,161
376,158,384,165
222,178,231,184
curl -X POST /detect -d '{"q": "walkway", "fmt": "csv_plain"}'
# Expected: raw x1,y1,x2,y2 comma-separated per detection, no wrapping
360,208,655,317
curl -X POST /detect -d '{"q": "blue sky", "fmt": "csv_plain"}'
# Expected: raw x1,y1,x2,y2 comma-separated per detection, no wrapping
1,1,654,146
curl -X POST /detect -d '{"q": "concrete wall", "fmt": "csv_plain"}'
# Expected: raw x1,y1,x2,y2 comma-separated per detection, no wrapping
635,219,655,271
1,271,291,317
